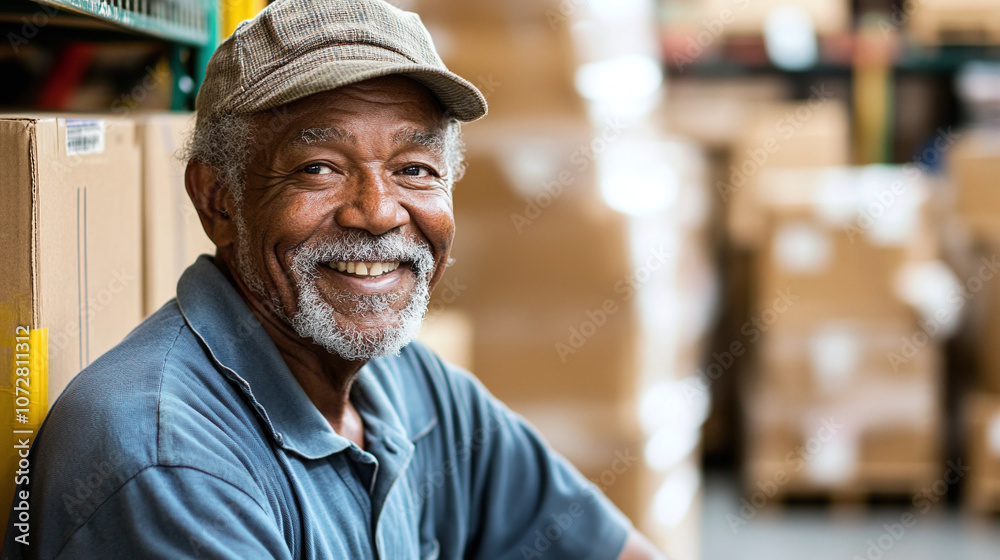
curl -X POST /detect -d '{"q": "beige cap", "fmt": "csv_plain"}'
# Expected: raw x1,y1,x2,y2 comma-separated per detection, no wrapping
195,0,488,128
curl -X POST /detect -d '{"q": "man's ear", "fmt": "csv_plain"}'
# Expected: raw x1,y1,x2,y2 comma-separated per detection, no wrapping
185,159,237,249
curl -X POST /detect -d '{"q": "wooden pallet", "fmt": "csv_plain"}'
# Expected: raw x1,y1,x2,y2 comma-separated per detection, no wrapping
743,460,941,510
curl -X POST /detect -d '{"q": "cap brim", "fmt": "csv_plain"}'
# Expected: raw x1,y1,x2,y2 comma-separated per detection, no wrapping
232,59,488,123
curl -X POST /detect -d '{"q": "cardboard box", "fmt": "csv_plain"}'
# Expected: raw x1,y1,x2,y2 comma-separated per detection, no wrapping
907,0,1000,45
661,77,793,149
744,380,942,497
949,130,1000,240
416,309,474,371
747,166,941,323
758,320,941,395
137,112,215,316
430,24,586,120
699,0,850,37
726,101,851,247
642,469,701,560
0,115,142,534
965,392,1000,513
511,400,702,539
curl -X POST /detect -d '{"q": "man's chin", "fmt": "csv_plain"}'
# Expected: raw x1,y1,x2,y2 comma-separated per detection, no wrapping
292,308,424,361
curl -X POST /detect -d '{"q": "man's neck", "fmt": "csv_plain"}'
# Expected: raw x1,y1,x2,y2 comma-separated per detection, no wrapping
213,254,368,449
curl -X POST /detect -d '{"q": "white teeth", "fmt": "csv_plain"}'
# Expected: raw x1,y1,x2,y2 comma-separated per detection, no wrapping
332,260,402,276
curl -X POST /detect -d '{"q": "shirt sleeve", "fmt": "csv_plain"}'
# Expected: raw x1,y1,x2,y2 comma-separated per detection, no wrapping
446,365,633,560
51,465,292,560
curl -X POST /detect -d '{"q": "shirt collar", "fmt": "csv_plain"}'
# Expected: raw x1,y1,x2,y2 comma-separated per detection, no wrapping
175,255,433,460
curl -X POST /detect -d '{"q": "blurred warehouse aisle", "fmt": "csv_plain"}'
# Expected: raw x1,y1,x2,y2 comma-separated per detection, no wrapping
700,473,1000,560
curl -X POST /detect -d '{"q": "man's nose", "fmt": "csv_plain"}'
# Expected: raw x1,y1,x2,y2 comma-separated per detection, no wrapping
334,169,409,235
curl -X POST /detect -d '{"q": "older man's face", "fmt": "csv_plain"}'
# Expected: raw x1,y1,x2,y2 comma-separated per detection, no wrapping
233,76,456,360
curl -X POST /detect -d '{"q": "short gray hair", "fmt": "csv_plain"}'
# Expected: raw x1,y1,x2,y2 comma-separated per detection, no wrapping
185,112,466,204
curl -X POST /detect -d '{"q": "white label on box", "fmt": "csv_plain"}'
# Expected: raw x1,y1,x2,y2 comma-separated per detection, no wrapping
809,326,860,393
773,223,832,274
805,430,857,485
65,119,105,156
988,413,1000,457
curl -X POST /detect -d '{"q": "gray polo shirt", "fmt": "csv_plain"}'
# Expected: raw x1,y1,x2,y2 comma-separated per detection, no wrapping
3,256,631,559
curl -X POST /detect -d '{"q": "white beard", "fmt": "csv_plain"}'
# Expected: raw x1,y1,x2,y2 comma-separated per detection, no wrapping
233,205,436,360
237,228,432,361
289,231,434,360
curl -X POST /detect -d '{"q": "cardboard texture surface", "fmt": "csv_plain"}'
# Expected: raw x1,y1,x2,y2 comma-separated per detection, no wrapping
0,115,142,537
138,112,214,316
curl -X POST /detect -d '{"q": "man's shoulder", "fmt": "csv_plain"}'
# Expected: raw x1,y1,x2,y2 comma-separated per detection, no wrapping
42,302,191,465
32,301,270,540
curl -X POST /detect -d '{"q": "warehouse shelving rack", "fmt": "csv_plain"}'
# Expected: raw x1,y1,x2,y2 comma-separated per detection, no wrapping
2,0,223,109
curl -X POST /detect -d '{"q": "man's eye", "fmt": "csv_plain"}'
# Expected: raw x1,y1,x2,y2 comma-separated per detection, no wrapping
401,165,431,177
302,164,333,175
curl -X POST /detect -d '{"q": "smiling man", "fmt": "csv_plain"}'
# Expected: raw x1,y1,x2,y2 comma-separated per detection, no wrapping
2,1,666,559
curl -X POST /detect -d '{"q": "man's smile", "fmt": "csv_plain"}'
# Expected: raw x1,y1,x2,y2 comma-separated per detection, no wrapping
318,261,414,293
328,260,402,277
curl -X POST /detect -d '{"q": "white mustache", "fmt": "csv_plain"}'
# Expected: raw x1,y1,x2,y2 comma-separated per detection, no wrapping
293,231,433,276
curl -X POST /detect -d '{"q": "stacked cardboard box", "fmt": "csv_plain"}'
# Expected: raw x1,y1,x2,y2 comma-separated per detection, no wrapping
417,4,709,556
726,99,851,248
949,131,1000,242
137,112,215,317
949,130,1000,512
742,166,948,500
689,0,849,37
435,117,712,559
907,0,1000,46
965,393,1000,513
0,114,143,534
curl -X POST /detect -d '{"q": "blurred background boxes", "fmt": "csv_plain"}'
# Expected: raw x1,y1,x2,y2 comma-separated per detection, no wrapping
697,0,850,38
908,0,1000,46
138,112,215,316
949,130,1000,239
965,392,1000,513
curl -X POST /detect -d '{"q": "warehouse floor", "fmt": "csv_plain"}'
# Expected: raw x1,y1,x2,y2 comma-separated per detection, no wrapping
700,473,1000,559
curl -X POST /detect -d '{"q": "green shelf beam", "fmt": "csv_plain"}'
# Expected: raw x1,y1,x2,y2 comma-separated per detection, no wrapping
28,0,212,46
22,0,220,110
